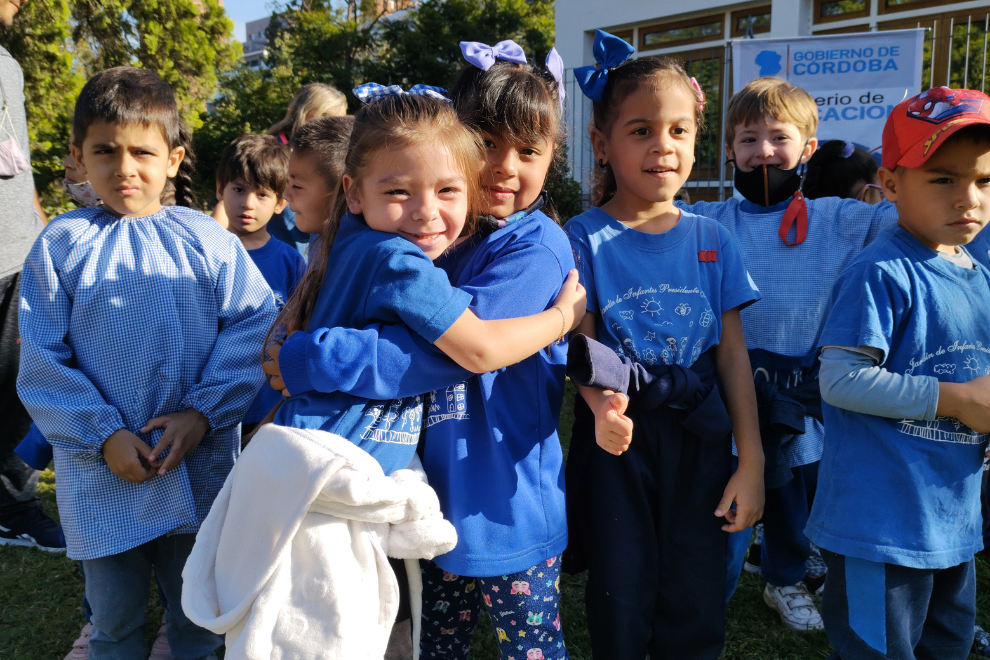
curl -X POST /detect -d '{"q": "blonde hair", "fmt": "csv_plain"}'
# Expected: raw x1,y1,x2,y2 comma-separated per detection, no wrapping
268,83,348,139
268,93,483,344
725,77,818,145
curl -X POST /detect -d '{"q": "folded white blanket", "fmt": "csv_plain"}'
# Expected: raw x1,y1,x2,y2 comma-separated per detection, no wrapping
182,425,456,660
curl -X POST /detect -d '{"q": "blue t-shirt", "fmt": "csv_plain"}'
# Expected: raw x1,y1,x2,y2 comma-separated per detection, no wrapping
806,226,990,568
277,209,574,576
566,207,761,367
243,236,306,424
275,213,471,475
967,225,990,271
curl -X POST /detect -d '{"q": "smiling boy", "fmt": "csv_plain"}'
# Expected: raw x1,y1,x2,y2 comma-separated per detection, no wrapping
677,77,898,631
216,134,304,430
809,88,990,660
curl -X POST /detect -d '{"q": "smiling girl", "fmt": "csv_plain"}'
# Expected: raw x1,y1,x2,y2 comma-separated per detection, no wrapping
266,88,584,476
563,32,764,660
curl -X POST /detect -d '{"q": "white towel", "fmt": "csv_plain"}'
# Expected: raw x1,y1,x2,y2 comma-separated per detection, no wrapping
182,425,456,660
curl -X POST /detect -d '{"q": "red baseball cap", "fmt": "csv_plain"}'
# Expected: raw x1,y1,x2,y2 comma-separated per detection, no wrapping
882,87,990,170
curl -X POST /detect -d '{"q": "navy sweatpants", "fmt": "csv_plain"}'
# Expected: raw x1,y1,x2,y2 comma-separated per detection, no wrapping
761,461,819,587
571,381,732,659
820,550,975,660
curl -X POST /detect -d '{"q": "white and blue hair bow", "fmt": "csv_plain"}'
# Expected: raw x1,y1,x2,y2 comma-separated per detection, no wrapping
352,82,451,105
459,40,528,71
545,47,565,109
574,29,635,103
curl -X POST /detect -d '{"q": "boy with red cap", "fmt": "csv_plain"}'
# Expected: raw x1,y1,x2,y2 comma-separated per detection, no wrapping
808,87,990,660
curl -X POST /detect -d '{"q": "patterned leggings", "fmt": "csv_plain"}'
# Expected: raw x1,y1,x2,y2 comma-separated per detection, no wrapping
419,557,569,660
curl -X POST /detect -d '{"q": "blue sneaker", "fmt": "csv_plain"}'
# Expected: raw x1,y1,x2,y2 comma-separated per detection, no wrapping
0,498,66,552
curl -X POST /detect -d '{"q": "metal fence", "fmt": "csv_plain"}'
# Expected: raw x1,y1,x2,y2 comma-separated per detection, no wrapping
562,10,990,205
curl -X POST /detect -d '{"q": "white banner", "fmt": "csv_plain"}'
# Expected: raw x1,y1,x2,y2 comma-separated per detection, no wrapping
732,29,925,151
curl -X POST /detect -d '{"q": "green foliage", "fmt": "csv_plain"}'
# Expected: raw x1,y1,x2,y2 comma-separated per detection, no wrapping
0,0,84,212
366,0,555,90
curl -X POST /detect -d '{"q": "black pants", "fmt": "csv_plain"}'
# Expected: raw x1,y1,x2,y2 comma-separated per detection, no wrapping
821,550,975,660
0,271,36,512
573,394,731,660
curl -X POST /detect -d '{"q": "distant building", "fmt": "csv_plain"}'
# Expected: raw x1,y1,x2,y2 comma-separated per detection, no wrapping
242,16,271,69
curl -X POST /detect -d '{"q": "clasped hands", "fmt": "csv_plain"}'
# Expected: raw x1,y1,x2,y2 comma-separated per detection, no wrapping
101,408,209,484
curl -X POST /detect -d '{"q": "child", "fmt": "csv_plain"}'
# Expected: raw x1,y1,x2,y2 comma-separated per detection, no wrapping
564,31,763,660
16,67,276,659
264,45,578,660
267,86,584,477
677,76,899,629
803,139,882,203
284,115,354,236
810,87,990,660
215,133,306,433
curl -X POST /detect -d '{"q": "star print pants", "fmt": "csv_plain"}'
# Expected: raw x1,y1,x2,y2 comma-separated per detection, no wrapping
418,557,569,660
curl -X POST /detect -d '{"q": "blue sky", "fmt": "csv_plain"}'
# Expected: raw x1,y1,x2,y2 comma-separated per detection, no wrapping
224,0,278,42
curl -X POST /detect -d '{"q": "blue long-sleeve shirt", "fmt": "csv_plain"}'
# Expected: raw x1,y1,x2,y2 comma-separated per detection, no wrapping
17,206,277,560
279,210,573,576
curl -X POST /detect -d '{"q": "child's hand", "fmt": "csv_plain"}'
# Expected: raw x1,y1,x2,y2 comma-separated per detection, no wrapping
592,390,633,455
952,375,990,434
263,341,291,397
102,429,158,484
715,464,765,533
142,408,210,475
553,269,587,333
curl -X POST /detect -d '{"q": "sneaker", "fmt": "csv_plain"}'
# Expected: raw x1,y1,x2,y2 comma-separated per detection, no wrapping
763,583,824,632
743,523,764,573
148,617,172,660
63,623,92,660
0,498,66,552
974,625,990,658
805,546,827,597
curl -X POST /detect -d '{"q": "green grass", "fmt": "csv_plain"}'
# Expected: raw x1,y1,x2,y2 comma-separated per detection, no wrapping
3,381,990,659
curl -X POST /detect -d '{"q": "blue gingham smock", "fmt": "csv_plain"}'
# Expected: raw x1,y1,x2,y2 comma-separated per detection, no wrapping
17,206,277,559
678,197,897,468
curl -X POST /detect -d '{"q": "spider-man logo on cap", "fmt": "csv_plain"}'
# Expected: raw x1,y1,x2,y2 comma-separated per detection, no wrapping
882,87,990,170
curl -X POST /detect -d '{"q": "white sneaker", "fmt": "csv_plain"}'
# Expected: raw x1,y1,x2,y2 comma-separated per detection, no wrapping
763,583,824,632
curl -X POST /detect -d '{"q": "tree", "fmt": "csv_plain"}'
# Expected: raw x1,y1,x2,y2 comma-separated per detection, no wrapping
73,0,240,130
366,0,555,90
0,0,84,212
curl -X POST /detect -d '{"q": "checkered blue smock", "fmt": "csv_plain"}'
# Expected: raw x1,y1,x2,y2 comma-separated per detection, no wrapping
17,206,277,559
678,197,898,468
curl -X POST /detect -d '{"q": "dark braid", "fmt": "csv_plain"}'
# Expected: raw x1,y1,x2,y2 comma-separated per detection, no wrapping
172,123,198,209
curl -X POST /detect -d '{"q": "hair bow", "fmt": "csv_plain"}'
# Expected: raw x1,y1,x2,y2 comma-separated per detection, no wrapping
839,140,855,158
352,82,451,105
574,29,635,103
689,77,706,113
460,40,528,71
545,47,565,110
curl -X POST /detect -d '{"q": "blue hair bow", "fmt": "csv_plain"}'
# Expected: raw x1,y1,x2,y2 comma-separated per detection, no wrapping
574,29,635,103
545,47,565,109
459,40,528,71
352,82,450,105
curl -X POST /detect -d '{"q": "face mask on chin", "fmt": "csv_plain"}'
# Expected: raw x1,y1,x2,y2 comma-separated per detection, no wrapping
728,161,802,207
62,178,102,208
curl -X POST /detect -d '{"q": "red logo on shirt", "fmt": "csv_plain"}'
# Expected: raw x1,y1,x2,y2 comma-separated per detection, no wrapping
698,250,717,262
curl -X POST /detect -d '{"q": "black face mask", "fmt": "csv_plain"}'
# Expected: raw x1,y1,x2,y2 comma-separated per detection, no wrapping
729,162,802,207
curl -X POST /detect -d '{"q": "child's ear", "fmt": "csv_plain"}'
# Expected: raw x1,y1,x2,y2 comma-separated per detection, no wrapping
274,197,289,214
342,174,363,215
70,144,88,179
800,137,819,165
589,126,608,168
877,167,899,203
167,146,185,178
724,143,735,163
215,182,224,202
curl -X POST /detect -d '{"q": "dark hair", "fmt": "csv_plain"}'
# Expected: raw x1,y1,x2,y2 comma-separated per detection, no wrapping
589,56,705,207
268,94,482,345
72,67,198,208
802,140,878,199
289,115,355,192
216,134,290,198
450,61,564,219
